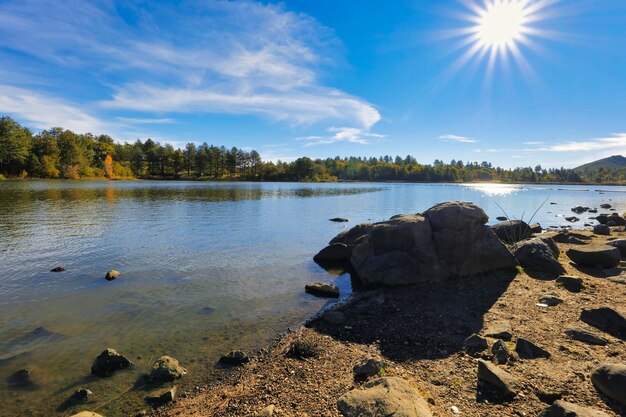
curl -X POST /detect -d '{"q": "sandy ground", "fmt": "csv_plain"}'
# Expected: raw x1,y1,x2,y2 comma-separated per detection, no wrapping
152,230,626,417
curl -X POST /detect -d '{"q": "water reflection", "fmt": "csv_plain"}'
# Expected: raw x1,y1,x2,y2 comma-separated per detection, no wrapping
462,183,523,196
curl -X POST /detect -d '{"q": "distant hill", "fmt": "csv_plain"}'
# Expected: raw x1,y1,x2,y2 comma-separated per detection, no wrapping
575,155,626,171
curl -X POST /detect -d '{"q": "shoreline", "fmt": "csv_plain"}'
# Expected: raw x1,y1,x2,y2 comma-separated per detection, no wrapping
150,224,626,417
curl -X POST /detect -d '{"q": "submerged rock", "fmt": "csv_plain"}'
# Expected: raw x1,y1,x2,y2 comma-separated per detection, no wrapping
337,377,433,417
91,348,132,377
305,282,340,298
6,369,36,387
105,270,120,281
566,245,621,268
146,386,177,406
148,356,186,382
71,387,93,402
218,350,250,366
591,364,626,406
50,266,65,272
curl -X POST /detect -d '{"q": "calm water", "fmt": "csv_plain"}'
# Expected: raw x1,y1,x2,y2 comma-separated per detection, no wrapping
0,180,624,416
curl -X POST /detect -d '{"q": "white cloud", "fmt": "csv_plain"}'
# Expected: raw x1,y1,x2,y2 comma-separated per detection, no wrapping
0,0,380,134
116,117,176,125
522,141,543,145
0,85,105,133
439,134,478,143
530,134,626,152
296,127,385,146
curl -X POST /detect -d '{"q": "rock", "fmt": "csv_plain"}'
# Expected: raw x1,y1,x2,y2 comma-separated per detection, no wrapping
491,340,511,365
330,223,372,247
566,245,621,268
538,400,610,417
596,213,626,226
515,338,550,359
353,358,387,381
148,356,186,382
71,388,93,401
593,224,611,236
539,237,560,257
589,208,598,213
68,413,105,417
330,218,350,222
600,204,612,209
257,405,275,417
323,311,346,325
565,216,580,223
91,348,132,377
530,223,543,233
539,296,563,307
105,270,120,281
484,321,513,341
606,239,626,257
591,364,626,406
337,377,433,417
513,238,565,276
491,220,532,243
556,275,585,293
218,350,249,366
314,243,350,263
548,231,591,245
344,202,516,286
146,386,177,406
580,308,626,339
607,220,617,226
565,328,609,346
7,369,35,386
571,206,588,214
50,266,65,272
463,334,488,352
496,216,508,221
305,282,340,298
477,359,520,399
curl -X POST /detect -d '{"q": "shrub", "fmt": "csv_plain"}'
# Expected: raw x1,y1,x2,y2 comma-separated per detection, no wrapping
287,339,320,359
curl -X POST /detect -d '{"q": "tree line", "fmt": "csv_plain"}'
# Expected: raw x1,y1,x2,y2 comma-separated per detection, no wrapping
1,115,624,183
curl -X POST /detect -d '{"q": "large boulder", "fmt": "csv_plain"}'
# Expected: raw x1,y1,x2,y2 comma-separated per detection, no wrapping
337,377,433,417
591,364,626,406
538,400,610,417
513,239,565,276
491,220,533,244
606,239,626,257
425,202,518,277
580,308,626,339
91,348,132,377
566,245,621,268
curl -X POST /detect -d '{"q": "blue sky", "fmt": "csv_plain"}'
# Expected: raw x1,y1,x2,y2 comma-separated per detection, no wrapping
0,0,625,168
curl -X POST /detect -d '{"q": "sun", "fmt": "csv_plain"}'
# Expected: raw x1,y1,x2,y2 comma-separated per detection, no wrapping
476,0,529,49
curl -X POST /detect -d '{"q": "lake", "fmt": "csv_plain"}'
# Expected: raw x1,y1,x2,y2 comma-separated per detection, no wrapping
0,180,624,416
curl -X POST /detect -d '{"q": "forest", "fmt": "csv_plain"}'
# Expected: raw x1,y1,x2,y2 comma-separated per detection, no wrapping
0,115,624,184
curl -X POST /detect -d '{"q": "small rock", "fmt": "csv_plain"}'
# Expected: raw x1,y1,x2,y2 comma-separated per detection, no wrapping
50,266,65,272
491,340,511,365
591,363,626,406
580,307,626,339
600,204,612,209
515,338,550,359
539,296,563,307
451,405,460,414
304,282,340,298
556,275,584,293
218,351,249,366
71,388,93,401
7,369,35,386
105,270,120,281
496,216,508,221
323,311,346,325
68,413,105,417
257,405,276,417
146,386,177,406
148,356,186,382
484,321,513,341
463,334,488,352
353,358,387,381
330,218,350,222
91,348,132,377
565,216,580,223
538,400,610,417
571,206,588,214
593,224,611,236
535,389,564,404
530,223,543,233
477,359,520,399
565,328,609,346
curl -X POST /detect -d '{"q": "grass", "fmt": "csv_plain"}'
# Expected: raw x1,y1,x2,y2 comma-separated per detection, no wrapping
287,339,320,359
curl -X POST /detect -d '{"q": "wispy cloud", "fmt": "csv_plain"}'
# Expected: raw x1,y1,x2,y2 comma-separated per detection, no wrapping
296,127,385,146
439,134,478,143
530,134,626,152
116,117,176,125
522,141,543,145
0,0,381,135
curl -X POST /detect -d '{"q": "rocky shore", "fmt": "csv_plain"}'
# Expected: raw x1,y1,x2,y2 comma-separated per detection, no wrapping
55,202,626,416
